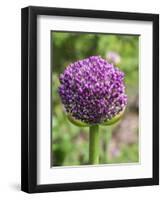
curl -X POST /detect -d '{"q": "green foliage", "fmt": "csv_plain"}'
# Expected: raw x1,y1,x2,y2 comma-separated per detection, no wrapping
51,31,139,166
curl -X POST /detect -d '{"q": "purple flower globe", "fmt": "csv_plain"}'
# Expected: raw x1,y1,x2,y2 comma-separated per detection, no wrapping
59,56,127,125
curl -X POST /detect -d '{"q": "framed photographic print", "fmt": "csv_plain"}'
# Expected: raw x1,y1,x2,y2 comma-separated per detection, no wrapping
21,6,159,193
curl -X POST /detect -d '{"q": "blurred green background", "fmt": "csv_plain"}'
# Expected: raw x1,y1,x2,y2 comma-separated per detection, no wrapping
51,31,139,166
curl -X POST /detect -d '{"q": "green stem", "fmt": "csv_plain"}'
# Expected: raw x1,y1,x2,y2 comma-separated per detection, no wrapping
89,125,100,164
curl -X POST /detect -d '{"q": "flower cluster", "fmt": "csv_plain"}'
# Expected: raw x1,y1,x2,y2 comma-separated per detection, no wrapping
58,56,127,124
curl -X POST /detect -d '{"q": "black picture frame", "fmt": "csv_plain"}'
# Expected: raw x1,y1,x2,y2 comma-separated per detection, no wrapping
21,6,159,193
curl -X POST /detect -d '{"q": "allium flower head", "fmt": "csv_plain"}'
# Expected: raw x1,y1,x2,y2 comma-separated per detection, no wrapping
59,56,127,125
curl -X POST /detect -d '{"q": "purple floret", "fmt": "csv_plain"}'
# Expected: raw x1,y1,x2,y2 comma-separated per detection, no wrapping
58,56,127,124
